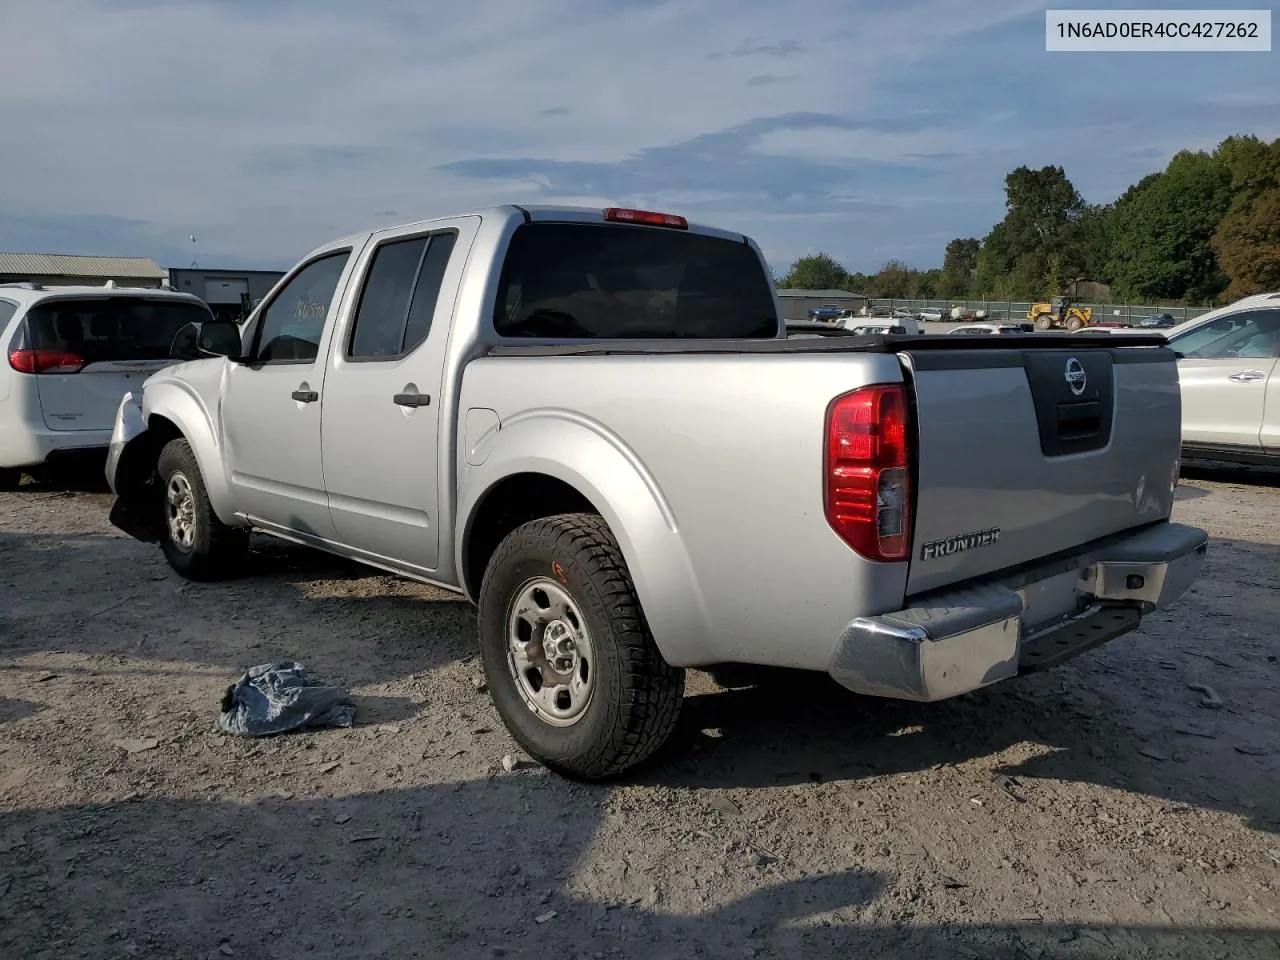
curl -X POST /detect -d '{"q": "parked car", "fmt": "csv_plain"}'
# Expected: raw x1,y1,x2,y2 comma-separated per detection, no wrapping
0,282,212,489
1138,313,1177,328
1163,293,1280,464
105,204,1206,779
807,303,845,322
917,308,943,322
947,323,1024,335
842,317,921,335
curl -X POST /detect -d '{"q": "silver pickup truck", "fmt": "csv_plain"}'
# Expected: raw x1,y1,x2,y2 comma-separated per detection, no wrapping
106,204,1208,779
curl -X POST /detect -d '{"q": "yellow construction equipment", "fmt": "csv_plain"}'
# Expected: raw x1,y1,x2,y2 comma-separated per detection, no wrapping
1028,296,1093,331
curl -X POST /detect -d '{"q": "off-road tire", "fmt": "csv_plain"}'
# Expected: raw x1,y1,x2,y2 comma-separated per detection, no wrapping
156,438,248,581
0,467,21,491
1034,314,1054,331
478,513,685,780
1065,315,1085,331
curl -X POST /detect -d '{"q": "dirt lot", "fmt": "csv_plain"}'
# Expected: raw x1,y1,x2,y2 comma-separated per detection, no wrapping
1,466,1278,960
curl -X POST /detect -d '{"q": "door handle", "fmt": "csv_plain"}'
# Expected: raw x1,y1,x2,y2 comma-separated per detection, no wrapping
291,388,319,403
393,392,431,408
1227,370,1265,383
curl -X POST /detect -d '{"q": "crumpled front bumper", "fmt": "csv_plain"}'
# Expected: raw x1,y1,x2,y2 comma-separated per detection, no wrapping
828,520,1208,702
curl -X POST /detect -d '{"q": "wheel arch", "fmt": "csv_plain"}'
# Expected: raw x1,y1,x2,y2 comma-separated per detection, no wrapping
141,384,239,525
456,417,715,667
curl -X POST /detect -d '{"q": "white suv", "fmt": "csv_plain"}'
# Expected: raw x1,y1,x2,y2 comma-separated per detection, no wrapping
0,282,214,488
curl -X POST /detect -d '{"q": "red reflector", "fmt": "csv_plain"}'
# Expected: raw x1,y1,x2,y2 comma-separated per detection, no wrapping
824,384,912,561
8,349,87,374
603,207,688,229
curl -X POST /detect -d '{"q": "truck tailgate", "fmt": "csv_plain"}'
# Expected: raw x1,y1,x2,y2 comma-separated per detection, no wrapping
901,338,1181,595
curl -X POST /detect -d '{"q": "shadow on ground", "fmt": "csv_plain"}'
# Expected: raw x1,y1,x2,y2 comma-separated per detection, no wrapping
1180,460,1280,489
3,524,1278,836
0,782,1274,960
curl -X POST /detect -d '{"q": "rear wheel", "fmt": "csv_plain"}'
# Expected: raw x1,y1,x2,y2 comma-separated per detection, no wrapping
1034,314,1054,331
0,467,21,491
477,513,685,780
156,438,247,580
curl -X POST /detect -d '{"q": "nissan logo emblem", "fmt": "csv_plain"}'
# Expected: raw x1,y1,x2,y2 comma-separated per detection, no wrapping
1064,357,1087,396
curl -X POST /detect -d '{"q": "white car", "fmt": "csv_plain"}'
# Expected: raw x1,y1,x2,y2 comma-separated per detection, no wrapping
0,282,213,488
948,323,1024,335
1163,292,1280,464
842,317,921,335
917,308,943,322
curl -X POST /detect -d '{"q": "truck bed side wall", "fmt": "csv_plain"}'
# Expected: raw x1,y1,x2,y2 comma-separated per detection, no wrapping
456,352,910,671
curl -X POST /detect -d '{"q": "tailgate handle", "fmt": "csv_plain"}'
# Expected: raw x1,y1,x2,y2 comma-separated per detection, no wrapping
1056,400,1100,439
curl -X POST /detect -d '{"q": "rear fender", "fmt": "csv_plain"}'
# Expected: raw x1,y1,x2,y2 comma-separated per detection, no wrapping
457,411,714,667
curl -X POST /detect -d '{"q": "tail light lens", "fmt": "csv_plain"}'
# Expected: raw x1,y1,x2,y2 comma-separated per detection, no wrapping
8,349,87,374
824,383,912,561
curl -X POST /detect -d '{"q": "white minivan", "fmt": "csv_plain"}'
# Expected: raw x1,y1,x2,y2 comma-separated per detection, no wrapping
0,282,214,488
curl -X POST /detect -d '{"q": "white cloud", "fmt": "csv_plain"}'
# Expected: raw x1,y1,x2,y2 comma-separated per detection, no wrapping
0,0,1274,272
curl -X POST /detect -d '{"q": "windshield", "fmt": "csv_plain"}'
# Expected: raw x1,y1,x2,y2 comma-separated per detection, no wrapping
493,222,778,339
22,297,212,362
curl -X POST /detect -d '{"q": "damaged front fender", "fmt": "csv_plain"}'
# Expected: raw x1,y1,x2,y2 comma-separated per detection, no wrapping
105,392,146,496
106,392,163,543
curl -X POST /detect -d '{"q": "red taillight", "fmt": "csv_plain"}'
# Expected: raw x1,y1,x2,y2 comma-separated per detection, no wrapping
8,349,87,374
824,384,912,561
603,207,688,229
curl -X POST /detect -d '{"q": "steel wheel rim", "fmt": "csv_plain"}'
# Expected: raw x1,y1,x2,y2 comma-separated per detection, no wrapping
165,472,197,550
505,577,595,727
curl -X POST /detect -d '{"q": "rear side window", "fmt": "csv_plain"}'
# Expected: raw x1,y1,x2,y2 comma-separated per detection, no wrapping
494,223,777,339
348,231,457,360
0,300,16,330
18,297,213,362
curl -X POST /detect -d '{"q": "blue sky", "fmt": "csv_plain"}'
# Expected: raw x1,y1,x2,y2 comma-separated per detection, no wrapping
0,0,1276,275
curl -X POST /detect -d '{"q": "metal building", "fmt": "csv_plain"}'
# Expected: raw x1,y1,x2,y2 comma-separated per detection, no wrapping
0,252,166,288
167,268,286,322
775,288,868,322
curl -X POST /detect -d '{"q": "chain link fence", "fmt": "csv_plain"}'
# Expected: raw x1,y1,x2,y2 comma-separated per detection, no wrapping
866,299,1214,324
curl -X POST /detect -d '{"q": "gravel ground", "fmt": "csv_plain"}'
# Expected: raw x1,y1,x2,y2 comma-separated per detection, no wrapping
1,465,1278,960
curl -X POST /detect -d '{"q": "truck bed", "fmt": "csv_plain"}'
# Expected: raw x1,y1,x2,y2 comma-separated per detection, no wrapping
460,333,1181,670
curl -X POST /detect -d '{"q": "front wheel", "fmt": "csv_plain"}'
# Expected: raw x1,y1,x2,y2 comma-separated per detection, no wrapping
156,438,247,580
477,513,685,780
1065,315,1085,331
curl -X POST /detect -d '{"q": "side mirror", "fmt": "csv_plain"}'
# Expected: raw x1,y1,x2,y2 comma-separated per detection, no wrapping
169,320,243,361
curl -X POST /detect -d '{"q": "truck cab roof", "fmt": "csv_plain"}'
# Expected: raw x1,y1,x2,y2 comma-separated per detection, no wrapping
301,205,753,265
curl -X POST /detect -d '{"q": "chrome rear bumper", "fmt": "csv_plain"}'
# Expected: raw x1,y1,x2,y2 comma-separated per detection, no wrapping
828,521,1208,702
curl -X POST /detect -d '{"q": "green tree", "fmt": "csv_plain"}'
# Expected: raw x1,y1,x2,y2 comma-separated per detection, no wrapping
911,267,942,298
874,260,913,299
1043,253,1064,299
777,252,849,290
1212,136,1280,298
978,165,1086,298
1107,150,1232,301
1066,203,1114,283
846,271,873,294
939,238,980,297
